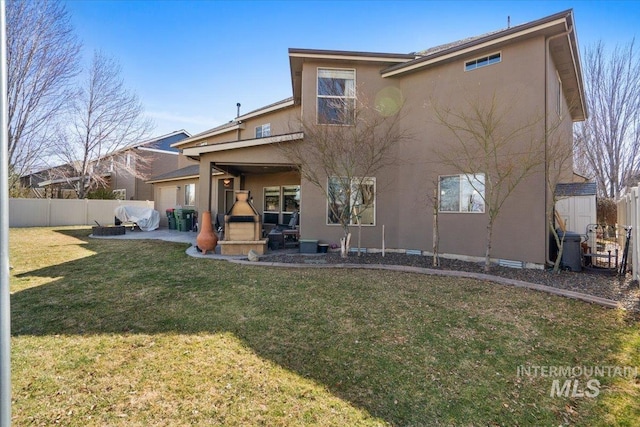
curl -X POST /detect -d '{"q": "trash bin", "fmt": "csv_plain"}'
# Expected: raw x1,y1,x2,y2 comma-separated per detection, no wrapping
166,209,176,230
557,230,582,272
175,209,195,232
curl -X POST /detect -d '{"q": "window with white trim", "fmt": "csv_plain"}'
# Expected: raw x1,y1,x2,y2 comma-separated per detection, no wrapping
327,177,375,225
256,123,271,138
439,174,485,213
184,183,196,206
465,52,501,71
317,68,356,125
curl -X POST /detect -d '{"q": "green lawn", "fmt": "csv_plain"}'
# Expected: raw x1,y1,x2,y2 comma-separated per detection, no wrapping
9,227,640,426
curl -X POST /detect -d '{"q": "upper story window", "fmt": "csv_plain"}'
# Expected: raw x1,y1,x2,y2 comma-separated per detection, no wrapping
439,174,485,213
465,52,501,71
317,68,356,125
256,123,271,138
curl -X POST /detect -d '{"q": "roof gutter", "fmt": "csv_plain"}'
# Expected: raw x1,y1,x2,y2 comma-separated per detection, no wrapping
382,18,566,78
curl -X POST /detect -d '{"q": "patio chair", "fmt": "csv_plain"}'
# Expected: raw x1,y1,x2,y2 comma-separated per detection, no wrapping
268,211,299,249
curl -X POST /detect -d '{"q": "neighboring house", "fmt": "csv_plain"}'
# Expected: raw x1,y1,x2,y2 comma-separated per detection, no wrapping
147,164,200,227
20,130,191,200
167,10,586,266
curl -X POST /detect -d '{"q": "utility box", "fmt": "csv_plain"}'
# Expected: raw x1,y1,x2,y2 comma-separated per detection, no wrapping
299,239,318,254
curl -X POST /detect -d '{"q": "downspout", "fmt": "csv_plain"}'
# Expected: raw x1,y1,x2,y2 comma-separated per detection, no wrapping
545,23,573,266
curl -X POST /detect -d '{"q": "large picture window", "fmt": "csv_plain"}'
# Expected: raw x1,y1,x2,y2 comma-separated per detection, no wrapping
263,185,300,224
327,177,375,225
439,174,485,213
317,68,355,125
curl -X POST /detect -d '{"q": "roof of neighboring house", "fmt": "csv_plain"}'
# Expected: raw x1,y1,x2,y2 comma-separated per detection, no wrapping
555,182,597,197
147,164,200,184
131,129,191,153
20,130,192,180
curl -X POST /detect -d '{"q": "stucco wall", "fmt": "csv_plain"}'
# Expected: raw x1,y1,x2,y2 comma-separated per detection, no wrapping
187,33,579,265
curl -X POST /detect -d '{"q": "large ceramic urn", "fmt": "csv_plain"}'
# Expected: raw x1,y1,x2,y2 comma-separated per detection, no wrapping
196,211,218,255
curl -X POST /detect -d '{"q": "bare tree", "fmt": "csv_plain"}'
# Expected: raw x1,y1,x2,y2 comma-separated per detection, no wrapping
6,0,81,186
280,91,411,257
574,40,640,199
51,51,154,199
432,93,547,271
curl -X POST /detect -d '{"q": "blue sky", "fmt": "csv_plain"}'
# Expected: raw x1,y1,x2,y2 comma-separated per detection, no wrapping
64,0,640,136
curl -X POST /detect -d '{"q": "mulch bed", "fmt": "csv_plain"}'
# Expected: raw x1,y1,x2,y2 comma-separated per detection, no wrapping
259,251,640,312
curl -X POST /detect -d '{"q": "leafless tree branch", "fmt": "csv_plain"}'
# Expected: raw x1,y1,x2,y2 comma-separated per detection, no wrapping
279,90,412,257
51,51,154,198
574,39,640,198
6,0,81,186
432,92,549,271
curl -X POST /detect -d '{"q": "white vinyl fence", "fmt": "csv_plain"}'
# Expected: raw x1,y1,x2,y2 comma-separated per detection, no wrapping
617,188,638,280
9,198,154,228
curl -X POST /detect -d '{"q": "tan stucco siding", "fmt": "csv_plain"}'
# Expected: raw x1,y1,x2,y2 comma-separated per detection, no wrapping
177,106,300,151
388,37,548,263
268,40,555,263
184,30,582,265
240,107,300,140
177,154,199,169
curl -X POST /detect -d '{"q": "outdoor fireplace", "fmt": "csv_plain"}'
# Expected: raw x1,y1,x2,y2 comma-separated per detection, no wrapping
218,190,267,255
224,190,261,241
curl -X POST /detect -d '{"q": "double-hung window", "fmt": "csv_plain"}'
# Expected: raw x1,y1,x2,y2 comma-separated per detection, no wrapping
256,123,271,138
439,174,485,213
317,68,355,125
327,177,375,225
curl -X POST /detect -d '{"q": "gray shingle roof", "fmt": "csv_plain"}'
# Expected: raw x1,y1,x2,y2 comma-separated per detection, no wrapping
555,182,597,197
148,164,200,183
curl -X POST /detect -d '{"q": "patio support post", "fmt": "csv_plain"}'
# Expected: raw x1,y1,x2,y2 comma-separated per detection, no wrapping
208,162,214,213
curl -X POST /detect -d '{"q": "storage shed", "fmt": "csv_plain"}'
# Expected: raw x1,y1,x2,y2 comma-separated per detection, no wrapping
555,182,597,250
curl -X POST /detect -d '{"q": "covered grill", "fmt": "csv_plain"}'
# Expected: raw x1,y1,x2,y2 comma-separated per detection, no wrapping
224,190,261,241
